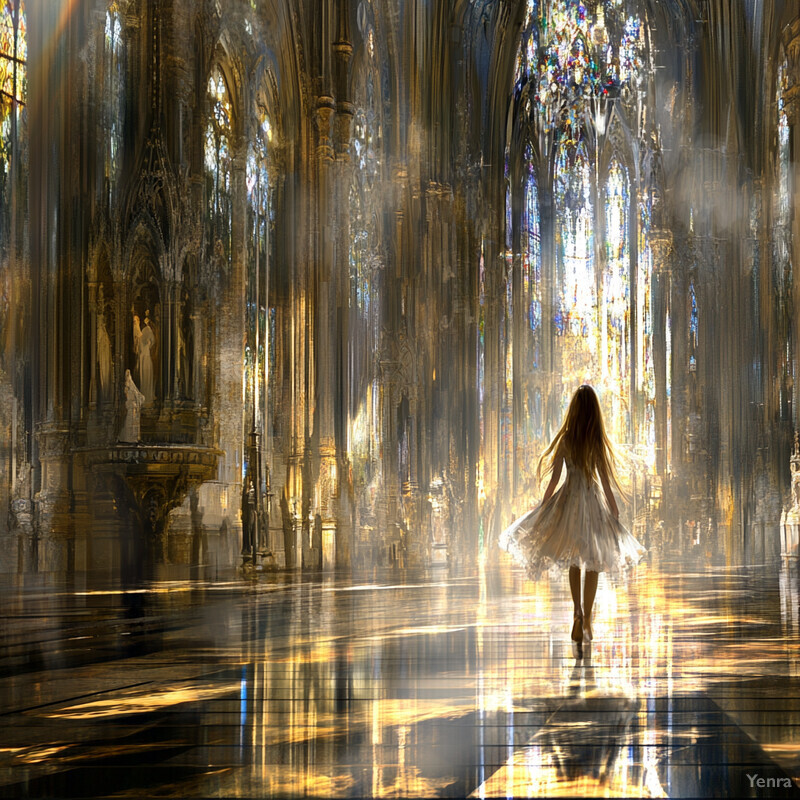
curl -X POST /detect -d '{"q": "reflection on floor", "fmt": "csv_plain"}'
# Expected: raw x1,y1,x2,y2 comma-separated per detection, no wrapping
0,548,799,798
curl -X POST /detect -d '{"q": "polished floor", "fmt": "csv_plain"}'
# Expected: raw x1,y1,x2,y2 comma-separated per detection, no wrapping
0,544,799,798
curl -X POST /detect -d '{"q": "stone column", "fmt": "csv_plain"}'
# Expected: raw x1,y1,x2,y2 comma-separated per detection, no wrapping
35,426,73,572
784,21,800,434
650,232,673,485
313,95,338,571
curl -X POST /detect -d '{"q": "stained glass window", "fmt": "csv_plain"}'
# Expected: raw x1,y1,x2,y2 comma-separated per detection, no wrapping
553,136,595,421
513,0,539,90
603,156,630,442
348,28,382,493
777,62,791,298
514,1,645,132
517,149,544,486
0,0,25,176
350,108,374,316
776,60,792,423
104,3,123,197
245,105,272,437
205,66,232,258
555,137,595,339
638,194,655,461
523,152,542,366
0,0,24,107
507,0,654,478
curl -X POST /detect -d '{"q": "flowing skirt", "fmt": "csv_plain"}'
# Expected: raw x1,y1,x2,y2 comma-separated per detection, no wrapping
499,471,645,580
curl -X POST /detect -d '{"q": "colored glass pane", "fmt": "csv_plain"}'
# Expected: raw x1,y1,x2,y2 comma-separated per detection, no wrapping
205,66,232,258
246,100,272,436
15,0,24,61
348,30,382,484
514,1,644,132
0,57,11,98
554,137,595,419
0,0,23,104
104,4,124,192
0,2,13,64
522,159,541,363
638,197,655,463
0,0,24,177
604,157,629,443
555,139,594,338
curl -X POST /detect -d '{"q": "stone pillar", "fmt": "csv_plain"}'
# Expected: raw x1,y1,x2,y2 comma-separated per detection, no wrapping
35,426,73,572
780,431,800,555
333,30,353,570
782,20,800,432
3,462,32,573
88,281,98,408
651,231,673,484
314,95,339,571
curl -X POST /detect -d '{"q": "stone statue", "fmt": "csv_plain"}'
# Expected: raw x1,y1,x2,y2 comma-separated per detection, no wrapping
781,431,800,556
133,311,155,405
119,369,145,442
178,320,192,398
180,295,194,399
97,307,112,402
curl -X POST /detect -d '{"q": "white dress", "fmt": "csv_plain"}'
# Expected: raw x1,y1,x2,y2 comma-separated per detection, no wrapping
499,451,645,580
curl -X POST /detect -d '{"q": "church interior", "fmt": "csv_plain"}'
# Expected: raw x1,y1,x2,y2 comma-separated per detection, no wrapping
1,0,800,797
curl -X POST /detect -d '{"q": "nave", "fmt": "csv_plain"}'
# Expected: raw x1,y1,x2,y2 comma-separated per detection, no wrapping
1,546,798,798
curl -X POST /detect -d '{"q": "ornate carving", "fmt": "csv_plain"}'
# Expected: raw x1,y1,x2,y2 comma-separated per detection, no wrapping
650,232,673,276
83,444,220,469
316,96,336,161
782,20,800,124
124,130,179,260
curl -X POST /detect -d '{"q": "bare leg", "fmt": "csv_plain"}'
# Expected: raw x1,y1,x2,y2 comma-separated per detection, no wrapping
583,570,598,639
569,565,582,614
569,565,583,642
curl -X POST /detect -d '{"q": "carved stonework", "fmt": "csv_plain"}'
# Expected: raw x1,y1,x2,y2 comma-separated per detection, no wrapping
782,20,800,125
83,444,220,563
781,431,800,555
334,101,355,159
650,232,673,277
316,97,336,162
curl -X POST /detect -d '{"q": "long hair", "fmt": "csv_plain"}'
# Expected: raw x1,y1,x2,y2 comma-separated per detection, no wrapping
537,385,625,497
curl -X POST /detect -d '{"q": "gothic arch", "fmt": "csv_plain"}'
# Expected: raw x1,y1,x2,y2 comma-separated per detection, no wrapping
599,106,639,186
125,221,164,405
209,37,246,141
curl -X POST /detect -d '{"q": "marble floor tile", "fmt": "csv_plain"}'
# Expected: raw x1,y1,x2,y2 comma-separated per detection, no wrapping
0,552,798,797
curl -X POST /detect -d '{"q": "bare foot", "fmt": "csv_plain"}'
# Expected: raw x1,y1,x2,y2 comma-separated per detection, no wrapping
571,611,583,642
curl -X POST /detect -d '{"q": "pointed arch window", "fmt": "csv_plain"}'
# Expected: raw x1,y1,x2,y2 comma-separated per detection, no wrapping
555,137,595,340
522,149,542,367
603,156,630,440
518,147,545,476
347,21,382,497
507,0,652,456
513,0,539,90
776,61,792,298
205,66,232,258
245,104,272,448
103,3,124,201
638,192,655,456
0,0,25,178
350,107,374,316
